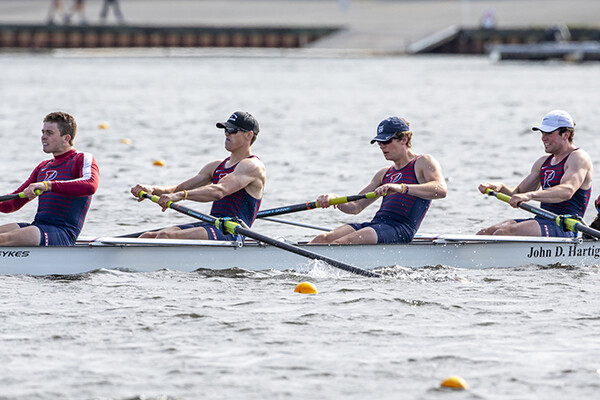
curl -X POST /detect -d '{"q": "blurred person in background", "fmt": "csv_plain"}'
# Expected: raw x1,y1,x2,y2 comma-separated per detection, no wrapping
100,0,125,24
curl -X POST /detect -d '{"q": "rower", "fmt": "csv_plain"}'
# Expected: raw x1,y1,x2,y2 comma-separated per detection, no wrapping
130,111,266,242
0,112,99,246
309,116,447,245
478,110,593,237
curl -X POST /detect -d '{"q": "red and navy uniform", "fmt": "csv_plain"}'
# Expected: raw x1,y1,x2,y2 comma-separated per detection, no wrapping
522,149,591,237
0,149,99,245
178,156,262,241
539,150,590,217
210,156,262,227
349,156,431,243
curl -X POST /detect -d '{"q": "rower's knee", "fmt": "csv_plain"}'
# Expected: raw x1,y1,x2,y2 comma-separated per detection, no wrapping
155,231,172,239
309,233,331,244
139,231,158,238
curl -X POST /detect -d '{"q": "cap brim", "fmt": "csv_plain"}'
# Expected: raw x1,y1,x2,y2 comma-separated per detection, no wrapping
532,124,560,133
370,133,395,144
216,121,238,130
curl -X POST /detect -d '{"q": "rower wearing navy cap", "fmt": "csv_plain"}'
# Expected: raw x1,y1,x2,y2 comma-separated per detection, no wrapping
478,109,593,237
309,116,447,245
131,111,266,241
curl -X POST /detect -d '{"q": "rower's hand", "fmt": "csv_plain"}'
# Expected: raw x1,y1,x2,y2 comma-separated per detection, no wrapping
157,193,179,211
131,184,152,202
374,184,395,196
24,182,45,199
316,194,338,208
509,192,532,208
478,183,500,194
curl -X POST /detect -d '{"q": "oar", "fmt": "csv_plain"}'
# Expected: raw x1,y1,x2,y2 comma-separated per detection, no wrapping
259,217,331,231
117,226,163,238
0,193,22,202
485,189,600,239
122,192,381,238
117,215,332,239
257,191,383,218
119,192,379,238
138,191,380,277
0,190,41,203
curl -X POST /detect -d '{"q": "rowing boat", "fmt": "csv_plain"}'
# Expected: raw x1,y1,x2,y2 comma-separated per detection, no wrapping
1,234,599,276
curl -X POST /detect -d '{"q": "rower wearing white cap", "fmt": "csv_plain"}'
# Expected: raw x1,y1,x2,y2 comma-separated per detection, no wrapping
478,110,593,237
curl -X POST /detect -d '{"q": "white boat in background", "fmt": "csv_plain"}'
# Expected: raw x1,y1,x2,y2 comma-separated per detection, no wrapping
1,234,599,276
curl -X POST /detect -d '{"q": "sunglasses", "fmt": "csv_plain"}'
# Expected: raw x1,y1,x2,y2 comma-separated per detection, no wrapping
379,135,401,145
225,128,245,134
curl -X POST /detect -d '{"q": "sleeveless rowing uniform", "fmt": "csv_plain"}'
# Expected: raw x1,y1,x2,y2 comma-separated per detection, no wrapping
0,149,99,246
349,156,431,243
178,156,262,241
516,149,591,237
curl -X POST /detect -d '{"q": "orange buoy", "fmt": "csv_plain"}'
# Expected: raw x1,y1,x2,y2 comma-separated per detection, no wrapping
98,122,109,130
294,281,318,294
153,159,165,167
440,376,468,390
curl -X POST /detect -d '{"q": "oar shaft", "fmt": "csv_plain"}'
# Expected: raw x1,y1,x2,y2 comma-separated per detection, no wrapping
0,190,41,203
490,190,559,220
257,192,381,218
140,192,380,277
0,193,21,202
260,217,331,232
232,224,378,277
486,189,600,239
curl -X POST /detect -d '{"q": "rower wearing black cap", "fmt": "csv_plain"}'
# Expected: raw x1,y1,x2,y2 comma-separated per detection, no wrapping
130,111,266,241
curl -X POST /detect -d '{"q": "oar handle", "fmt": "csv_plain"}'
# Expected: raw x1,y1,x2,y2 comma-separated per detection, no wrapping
138,191,380,277
329,191,381,205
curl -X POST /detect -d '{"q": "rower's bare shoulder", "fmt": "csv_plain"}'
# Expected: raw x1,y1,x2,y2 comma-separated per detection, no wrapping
415,154,443,169
572,148,592,162
238,157,266,177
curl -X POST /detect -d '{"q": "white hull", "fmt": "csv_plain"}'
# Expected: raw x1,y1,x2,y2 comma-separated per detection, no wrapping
1,234,599,276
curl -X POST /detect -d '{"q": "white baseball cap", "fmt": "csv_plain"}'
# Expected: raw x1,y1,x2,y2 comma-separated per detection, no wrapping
532,110,575,133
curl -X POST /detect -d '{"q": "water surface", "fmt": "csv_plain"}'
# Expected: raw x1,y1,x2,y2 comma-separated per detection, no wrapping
1,51,600,399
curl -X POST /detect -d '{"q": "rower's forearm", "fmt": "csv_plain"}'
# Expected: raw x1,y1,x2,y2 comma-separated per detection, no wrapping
408,181,448,200
527,186,575,204
337,202,362,215
185,185,226,203
153,185,178,195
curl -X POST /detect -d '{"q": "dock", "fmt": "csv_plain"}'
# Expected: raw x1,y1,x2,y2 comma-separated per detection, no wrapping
1,0,600,57
0,24,337,49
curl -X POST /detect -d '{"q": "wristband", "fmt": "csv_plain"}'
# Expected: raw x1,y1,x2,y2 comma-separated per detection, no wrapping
43,181,49,191
183,190,188,200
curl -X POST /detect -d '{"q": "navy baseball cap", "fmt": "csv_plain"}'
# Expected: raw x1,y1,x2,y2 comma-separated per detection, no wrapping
216,111,260,133
370,117,410,144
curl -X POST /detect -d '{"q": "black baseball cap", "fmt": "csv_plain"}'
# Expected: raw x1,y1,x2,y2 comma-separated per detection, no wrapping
216,111,260,134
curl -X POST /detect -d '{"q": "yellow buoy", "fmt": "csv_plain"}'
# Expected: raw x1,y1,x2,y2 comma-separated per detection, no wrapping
153,159,165,167
98,122,109,130
120,138,132,145
294,281,318,294
440,376,468,390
